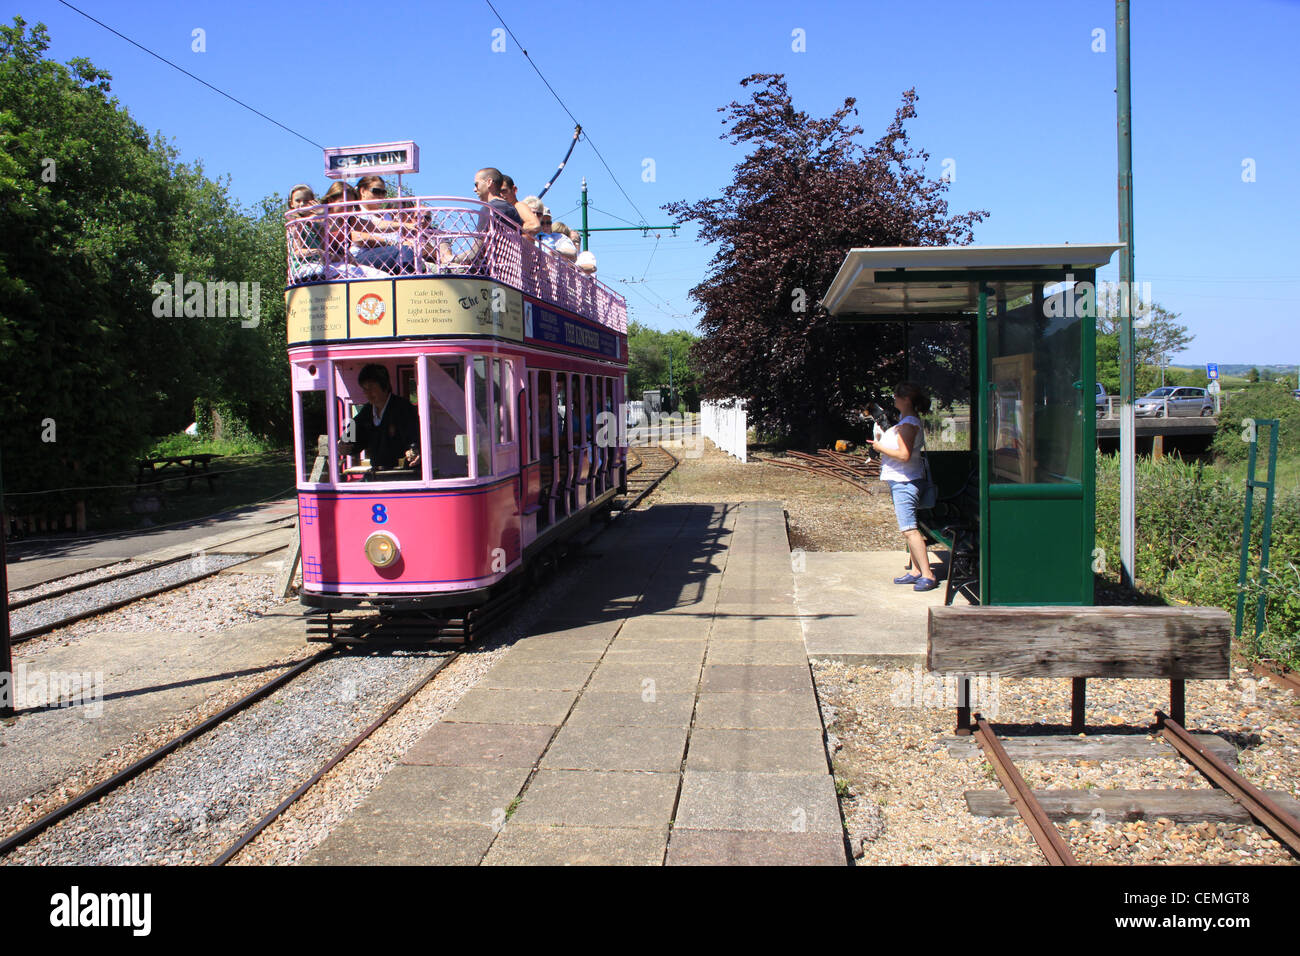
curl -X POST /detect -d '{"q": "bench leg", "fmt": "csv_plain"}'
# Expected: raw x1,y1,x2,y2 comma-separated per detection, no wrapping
1071,678,1086,734
1169,679,1185,726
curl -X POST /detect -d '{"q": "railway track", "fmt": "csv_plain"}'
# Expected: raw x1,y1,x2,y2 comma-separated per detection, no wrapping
972,712,1300,865
7,519,295,643
2,446,686,865
616,444,679,511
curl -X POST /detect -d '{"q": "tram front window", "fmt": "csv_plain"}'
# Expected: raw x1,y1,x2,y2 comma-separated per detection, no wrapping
337,362,421,481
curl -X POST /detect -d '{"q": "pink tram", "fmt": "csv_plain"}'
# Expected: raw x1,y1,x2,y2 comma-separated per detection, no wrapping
284,149,628,632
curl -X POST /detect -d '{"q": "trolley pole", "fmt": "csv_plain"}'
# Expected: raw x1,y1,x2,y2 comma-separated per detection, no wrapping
1116,0,1137,589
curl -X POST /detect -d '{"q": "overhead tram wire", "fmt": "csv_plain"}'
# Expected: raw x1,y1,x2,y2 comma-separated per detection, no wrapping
482,0,650,226
54,0,324,150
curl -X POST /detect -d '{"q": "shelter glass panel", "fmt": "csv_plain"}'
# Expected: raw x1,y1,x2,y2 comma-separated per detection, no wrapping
987,288,1084,485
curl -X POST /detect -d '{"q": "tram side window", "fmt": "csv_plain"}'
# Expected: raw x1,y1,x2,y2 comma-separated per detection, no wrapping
426,358,469,479
472,356,492,477
297,388,328,483
493,357,513,444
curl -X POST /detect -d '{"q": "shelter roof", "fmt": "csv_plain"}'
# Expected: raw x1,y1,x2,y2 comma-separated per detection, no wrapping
821,243,1125,316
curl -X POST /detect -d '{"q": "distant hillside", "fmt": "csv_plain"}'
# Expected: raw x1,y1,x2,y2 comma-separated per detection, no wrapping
1211,364,1298,377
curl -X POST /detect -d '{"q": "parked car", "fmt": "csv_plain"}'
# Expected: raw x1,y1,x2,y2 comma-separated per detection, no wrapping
1134,386,1214,417
1096,382,1109,418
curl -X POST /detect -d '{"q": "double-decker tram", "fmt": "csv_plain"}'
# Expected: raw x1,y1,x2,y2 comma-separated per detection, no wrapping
284,141,629,639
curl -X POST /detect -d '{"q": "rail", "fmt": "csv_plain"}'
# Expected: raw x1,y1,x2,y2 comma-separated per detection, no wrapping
285,196,626,333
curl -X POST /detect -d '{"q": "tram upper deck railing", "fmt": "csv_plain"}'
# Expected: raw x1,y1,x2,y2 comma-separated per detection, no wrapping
285,196,626,334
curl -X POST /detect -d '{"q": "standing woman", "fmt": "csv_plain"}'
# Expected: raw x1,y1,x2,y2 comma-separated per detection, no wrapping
870,382,938,592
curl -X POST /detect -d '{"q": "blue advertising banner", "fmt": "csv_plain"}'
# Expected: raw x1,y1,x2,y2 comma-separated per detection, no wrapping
524,301,621,359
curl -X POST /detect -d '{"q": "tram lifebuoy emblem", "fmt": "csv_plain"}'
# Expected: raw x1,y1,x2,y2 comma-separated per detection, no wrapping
355,293,386,325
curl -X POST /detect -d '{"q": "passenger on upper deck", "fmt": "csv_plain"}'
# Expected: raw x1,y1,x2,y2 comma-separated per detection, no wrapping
315,183,388,280
542,221,578,259
500,175,542,239
339,364,420,473
287,184,326,281
474,168,522,228
349,175,417,275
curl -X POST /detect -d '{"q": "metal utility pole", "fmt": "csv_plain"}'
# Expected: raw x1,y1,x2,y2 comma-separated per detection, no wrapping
1117,0,1137,589
0,448,13,717
580,177,590,252
578,180,678,250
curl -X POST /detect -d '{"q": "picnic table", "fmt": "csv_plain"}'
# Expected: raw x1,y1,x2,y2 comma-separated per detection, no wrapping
136,454,222,492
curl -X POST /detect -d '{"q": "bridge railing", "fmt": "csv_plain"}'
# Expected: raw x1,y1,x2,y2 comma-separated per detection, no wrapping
285,196,627,333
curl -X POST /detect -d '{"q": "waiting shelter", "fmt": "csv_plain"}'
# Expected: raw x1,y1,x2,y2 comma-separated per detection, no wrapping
821,244,1123,606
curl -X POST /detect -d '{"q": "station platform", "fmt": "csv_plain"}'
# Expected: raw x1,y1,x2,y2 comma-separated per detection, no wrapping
793,551,953,663
307,501,847,866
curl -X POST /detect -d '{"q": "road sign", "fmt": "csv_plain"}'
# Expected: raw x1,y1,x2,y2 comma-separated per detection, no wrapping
1207,363,1219,380
1208,380,1221,394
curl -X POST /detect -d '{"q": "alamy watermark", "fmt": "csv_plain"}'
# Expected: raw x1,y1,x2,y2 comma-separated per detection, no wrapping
890,664,1000,718
151,273,261,328
1,666,104,717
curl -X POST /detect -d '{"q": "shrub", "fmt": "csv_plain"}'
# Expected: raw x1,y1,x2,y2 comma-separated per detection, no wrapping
1096,452,1300,666
1212,383,1300,464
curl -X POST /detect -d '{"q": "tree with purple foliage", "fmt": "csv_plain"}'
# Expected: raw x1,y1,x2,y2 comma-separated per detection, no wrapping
666,74,987,446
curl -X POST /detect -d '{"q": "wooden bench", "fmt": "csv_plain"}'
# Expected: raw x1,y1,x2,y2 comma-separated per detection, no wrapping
135,454,221,492
927,605,1233,734
915,467,979,605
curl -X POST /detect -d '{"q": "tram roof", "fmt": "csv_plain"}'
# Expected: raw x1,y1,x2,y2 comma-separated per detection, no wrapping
821,243,1125,317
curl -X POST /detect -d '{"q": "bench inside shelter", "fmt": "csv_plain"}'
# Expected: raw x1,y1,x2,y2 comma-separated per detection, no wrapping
927,605,1233,734
912,450,979,605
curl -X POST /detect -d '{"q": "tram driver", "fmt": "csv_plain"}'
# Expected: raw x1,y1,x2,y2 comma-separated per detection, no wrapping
339,364,420,475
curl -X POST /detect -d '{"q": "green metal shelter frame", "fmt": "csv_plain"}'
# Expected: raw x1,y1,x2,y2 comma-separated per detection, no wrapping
822,244,1124,606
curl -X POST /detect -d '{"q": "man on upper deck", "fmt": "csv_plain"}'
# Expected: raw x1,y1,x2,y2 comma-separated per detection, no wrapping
474,168,523,228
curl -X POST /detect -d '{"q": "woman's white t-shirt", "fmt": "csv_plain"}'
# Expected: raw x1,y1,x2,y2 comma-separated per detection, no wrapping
879,415,926,482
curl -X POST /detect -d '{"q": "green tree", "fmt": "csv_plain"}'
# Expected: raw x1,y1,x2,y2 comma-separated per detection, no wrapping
626,320,701,410
1096,301,1195,393
0,17,289,519
1247,367,1260,384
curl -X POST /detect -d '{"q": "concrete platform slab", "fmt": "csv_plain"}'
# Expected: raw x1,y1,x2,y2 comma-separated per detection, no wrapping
564,691,696,729
588,662,701,694
306,820,496,866
602,639,708,665
665,829,846,866
694,692,823,730
446,688,579,725
617,616,712,640
479,660,597,691
707,618,805,642
794,551,954,662
354,764,531,827
675,770,841,834
541,724,688,772
685,729,829,773
484,824,667,866
400,722,557,769
505,637,611,663
511,769,679,828
705,641,809,666
701,664,813,694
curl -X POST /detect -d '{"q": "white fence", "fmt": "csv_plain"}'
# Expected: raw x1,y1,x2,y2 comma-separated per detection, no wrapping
701,399,748,463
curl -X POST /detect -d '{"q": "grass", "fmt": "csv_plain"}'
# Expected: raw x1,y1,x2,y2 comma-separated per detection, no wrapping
93,449,296,533
148,431,276,458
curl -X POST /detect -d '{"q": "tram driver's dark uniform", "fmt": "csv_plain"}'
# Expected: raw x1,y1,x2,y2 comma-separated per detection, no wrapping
352,395,420,470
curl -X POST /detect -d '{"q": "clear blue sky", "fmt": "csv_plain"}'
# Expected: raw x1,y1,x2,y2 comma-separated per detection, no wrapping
27,0,1300,369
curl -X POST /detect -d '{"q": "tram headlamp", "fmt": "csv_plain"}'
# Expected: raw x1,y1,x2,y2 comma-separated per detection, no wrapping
364,531,400,568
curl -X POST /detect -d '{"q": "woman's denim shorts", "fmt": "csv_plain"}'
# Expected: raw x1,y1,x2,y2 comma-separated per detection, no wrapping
887,480,919,533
